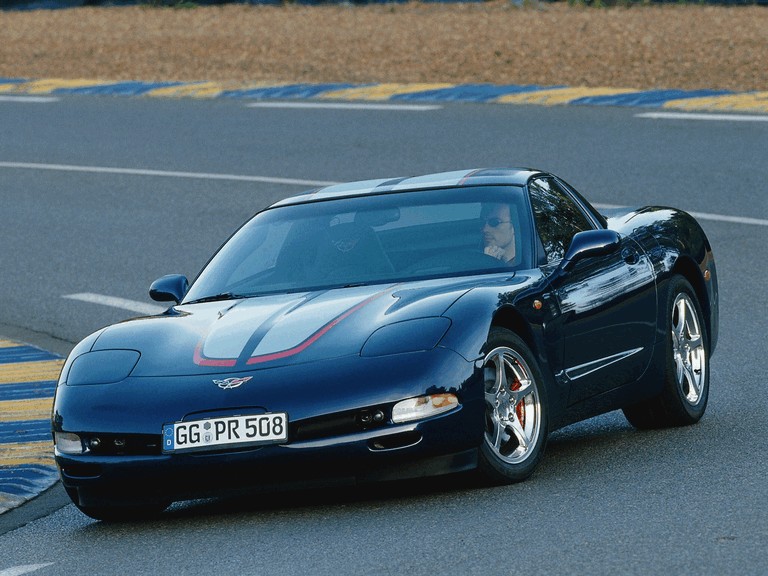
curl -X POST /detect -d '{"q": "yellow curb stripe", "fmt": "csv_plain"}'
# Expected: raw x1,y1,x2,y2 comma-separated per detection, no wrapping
3,78,118,95
0,340,21,348
319,83,455,101
0,83,20,93
0,441,55,467
0,360,64,384
663,92,768,114
147,81,228,98
497,86,637,106
0,398,53,422
145,81,292,98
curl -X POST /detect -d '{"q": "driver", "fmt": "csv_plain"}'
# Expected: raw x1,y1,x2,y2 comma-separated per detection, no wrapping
482,203,516,263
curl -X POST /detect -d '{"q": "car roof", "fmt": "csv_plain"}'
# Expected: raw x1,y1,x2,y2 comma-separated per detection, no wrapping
270,168,542,208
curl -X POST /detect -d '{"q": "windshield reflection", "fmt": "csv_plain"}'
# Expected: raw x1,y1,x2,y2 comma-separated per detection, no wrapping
184,186,531,303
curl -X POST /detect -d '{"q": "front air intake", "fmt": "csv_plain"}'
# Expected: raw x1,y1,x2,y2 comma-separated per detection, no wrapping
368,431,422,451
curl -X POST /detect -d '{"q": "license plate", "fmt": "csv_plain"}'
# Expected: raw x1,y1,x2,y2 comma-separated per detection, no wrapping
162,413,288,454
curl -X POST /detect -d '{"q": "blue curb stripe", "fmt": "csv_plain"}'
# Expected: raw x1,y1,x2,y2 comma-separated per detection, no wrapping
220,83,362,99
0,381,57,400
0,463,53,477
0,346,60,364
392,83,560,102
571,89,734,108
0,465,59,500
0,420,52,444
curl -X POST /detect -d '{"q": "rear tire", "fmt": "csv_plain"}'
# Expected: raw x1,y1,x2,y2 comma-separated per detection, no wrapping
478,327,548,484
623,275,709,429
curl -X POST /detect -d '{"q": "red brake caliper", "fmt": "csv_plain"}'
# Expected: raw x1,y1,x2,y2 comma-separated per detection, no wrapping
510,365,525,428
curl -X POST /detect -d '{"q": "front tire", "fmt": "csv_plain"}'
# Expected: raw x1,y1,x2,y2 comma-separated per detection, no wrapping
478,327,548,484
623,275,709,429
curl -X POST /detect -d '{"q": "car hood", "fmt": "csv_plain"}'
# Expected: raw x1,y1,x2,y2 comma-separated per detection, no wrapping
87,277,502,377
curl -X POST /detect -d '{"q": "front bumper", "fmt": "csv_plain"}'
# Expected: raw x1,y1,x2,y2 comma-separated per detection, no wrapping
56,406,481,507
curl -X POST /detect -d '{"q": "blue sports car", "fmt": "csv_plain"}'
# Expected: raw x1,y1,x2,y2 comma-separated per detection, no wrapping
52,168,718,521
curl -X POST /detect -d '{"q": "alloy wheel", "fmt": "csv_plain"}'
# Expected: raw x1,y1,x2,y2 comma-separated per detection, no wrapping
483,346,542,464
671,292,707,406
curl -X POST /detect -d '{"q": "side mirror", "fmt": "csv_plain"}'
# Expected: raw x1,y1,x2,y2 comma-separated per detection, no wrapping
559,229,621,273
149,274,189,305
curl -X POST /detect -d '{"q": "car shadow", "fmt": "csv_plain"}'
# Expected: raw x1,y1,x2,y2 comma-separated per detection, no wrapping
76,413,659,527
159,470,482,522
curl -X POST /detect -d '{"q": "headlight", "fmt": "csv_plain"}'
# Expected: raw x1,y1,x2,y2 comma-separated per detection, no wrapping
55,432,86,455
392,393,459,423
66,349,140,386
361,317,451,357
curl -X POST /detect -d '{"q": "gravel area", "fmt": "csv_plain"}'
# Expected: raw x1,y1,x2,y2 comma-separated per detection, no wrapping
1,1,766,92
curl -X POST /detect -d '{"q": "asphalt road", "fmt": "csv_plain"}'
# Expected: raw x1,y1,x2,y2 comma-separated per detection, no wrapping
1,94,767,575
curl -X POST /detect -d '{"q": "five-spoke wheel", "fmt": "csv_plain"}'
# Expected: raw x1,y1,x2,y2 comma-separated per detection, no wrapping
479,327,547,483
671,291,707,406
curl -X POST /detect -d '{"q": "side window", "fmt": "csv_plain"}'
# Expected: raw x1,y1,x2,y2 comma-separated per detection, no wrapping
528,178,595,265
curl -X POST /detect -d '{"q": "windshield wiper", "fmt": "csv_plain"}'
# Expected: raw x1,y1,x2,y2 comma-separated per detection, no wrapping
183,292,245,305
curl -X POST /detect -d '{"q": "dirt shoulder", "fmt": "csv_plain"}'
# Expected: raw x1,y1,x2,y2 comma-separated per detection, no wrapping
1,1,766,92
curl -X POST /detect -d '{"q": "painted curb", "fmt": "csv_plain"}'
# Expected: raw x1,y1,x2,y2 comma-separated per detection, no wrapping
1,77,767,113
0,340,62,515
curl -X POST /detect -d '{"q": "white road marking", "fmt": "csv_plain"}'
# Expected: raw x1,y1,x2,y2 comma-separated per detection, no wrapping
0,96,59,103
636,112,768,122
0,162,337,187
687,210,768,227
247,102,441,111
0,565,55,576
63,293,166,315
594,203,768,227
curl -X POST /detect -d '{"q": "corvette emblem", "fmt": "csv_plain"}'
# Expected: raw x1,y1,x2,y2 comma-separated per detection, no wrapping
214,376,253,390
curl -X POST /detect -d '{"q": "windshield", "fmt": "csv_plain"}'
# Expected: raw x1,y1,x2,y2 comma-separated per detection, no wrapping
184,186,530,302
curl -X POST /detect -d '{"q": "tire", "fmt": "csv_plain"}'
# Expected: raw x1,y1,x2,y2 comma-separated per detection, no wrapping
66,487,169,522
623,275,709,429
478,327,548,484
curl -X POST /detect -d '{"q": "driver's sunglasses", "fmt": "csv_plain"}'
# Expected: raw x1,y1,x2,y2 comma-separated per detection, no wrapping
483,217,511,228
